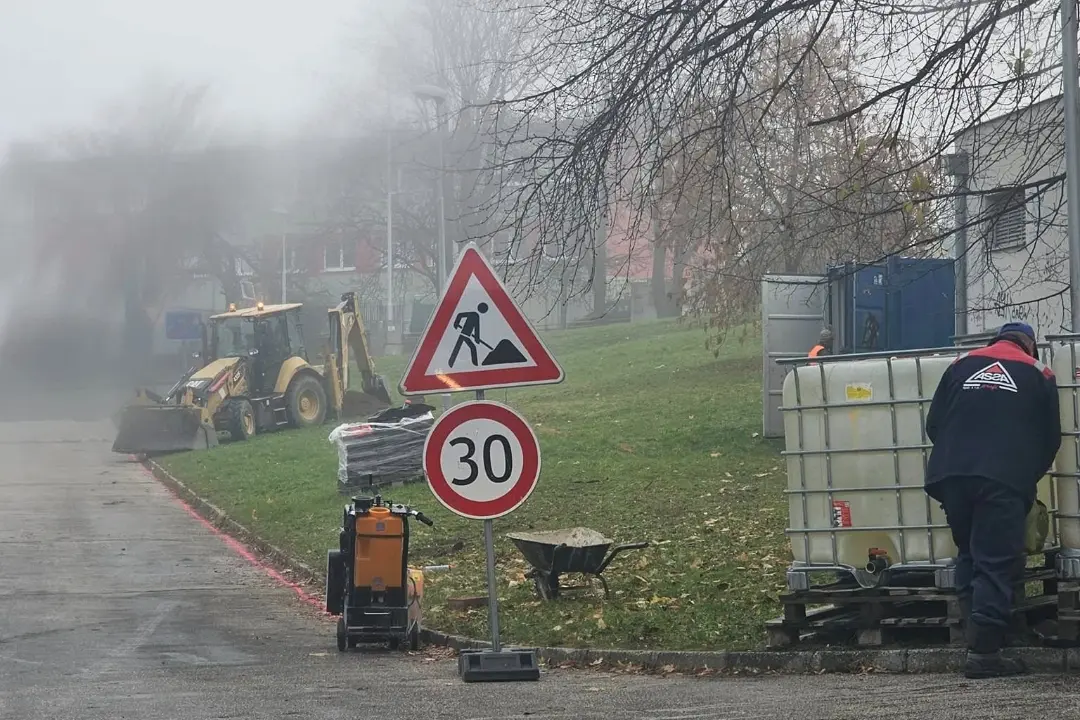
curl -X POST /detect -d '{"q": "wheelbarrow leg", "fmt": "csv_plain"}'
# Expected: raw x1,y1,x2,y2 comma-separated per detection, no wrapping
529,569,561,600
595,574,610,599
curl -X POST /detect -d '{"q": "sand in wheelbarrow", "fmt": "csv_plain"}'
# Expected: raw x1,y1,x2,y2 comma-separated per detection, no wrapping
507,527,612,547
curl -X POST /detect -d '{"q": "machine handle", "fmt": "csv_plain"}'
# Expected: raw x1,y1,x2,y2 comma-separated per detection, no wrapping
414,512,434,527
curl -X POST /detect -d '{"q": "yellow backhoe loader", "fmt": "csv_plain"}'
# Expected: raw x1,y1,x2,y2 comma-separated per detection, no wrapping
112,291,393,456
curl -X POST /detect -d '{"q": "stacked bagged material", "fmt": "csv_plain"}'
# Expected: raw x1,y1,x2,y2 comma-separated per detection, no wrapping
329,402,435,493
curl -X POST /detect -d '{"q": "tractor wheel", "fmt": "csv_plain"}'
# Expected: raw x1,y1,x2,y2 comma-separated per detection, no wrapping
286,374,327,428
226,400,256,441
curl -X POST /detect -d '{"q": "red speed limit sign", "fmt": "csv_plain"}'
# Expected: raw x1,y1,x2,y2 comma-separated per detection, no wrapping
423,400,541,520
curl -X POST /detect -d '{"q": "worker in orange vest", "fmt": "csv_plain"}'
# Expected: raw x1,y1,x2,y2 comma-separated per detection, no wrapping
808,328,833,359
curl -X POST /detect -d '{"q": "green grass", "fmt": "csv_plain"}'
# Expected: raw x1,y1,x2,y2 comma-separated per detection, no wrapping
160,318,790,651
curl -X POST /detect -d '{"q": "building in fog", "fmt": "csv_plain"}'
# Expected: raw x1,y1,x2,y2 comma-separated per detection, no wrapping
949,95,1070,339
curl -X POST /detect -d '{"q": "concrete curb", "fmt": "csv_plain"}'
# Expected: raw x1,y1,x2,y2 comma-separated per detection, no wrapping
143,459,1079,676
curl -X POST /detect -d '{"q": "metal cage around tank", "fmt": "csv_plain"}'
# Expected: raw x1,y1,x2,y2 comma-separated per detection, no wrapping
1044,334,1080,580
776,342,1061,592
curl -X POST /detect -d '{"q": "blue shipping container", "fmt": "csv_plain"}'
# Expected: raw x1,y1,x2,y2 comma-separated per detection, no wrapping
826,257,955,354
886,257,956,351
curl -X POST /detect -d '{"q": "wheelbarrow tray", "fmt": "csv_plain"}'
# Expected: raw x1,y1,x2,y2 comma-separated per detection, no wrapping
507,527,649,600
507,528,614,575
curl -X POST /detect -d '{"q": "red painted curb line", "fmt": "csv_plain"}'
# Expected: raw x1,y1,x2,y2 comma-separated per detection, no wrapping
137,461,328,617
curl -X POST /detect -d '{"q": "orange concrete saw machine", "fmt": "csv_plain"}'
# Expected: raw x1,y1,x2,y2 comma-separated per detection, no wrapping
325,495,434,652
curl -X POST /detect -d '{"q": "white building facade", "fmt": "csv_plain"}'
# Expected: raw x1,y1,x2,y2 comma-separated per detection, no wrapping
953,96,1072,339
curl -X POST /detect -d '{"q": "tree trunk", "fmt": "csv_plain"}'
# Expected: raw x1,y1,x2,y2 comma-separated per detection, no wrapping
670,233,690,316
651,241,669,318
592,201,609,318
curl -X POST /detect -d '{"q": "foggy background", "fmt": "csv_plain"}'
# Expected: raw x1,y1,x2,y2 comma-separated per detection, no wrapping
0,0,417,418
0,1,375,144
0,0,1062,419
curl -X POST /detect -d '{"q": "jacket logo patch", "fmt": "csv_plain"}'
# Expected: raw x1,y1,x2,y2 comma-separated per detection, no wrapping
963,362,1018,393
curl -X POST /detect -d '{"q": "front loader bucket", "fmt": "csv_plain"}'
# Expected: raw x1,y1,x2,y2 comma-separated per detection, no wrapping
112,403,219,455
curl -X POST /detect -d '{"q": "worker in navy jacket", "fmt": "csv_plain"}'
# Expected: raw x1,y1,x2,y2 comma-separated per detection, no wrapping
925,322,1060,679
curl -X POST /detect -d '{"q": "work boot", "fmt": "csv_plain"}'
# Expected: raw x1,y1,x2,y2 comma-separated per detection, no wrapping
965,622,1026,679
964,651,1027,679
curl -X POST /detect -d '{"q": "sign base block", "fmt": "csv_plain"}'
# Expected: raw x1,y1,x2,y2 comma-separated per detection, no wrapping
458,649,541,682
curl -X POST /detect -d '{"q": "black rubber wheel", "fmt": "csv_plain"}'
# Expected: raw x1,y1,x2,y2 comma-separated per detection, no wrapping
408,625,420,652
336,618,347,652
325,550,345,615
286,373,327,428
226,399,256,441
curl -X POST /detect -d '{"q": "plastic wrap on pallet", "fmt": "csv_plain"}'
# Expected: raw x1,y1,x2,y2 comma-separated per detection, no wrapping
328,410,434,489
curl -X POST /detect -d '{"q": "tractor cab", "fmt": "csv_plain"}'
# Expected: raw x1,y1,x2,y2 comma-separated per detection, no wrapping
208,302,308,396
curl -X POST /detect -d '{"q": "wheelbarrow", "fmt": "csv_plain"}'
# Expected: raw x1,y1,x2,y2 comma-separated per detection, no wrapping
506,527,649,600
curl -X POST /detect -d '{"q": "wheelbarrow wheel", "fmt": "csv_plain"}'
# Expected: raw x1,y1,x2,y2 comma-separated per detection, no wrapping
336,618,347,652
408,625,420,652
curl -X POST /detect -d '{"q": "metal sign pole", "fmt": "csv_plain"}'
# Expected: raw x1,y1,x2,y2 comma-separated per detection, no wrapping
476,388,503,654
483,518,501,652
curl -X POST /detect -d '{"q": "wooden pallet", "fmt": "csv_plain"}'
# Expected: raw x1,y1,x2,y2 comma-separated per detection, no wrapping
766,563,1059,649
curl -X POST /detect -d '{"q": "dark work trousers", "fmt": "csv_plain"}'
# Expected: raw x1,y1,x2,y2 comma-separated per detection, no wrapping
933,476,1030,653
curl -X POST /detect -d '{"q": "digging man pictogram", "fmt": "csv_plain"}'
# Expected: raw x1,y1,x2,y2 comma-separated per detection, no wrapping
448,302,528,369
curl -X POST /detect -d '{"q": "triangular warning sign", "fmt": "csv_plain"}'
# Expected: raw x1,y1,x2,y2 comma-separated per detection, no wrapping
399,243,565,395
962,361,1018,393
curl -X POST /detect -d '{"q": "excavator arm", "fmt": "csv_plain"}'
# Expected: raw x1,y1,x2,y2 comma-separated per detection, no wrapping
326,292,393,419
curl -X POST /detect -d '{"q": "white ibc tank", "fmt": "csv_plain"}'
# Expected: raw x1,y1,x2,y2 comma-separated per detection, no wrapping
1049,339,1080,550
782,352,1056,574
781,349,1058,578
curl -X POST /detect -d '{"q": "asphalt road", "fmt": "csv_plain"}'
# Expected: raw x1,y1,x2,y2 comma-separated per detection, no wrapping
1,419,1078,719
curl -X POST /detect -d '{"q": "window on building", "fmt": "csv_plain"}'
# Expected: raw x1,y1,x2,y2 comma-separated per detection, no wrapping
323,238,356,271
985,188,1027,251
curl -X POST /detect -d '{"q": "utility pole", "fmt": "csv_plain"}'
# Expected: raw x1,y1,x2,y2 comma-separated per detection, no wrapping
1063,0,1080,329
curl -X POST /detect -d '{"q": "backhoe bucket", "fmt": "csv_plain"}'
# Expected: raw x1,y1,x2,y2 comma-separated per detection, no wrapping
340,375,393,420
112,403,219,455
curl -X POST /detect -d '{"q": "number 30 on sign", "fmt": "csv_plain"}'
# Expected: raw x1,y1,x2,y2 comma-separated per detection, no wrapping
423,400,541,521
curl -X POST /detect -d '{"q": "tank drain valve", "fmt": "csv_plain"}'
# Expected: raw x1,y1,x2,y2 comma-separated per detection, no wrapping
865,548,890,574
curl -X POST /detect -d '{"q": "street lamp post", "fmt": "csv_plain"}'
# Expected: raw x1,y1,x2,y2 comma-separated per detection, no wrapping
412,84,451,294
413,84,453,412
386,126,395,329
272,207,289,303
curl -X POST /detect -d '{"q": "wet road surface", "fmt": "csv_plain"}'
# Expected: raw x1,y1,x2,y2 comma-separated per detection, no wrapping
0,419,1076,719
